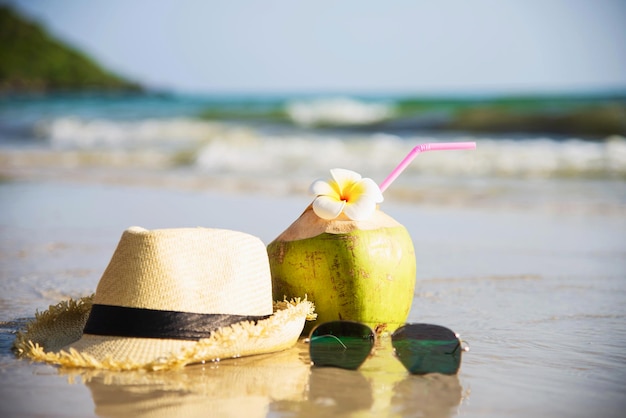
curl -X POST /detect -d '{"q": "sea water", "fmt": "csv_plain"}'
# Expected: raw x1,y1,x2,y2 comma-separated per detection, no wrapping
2,92,625,217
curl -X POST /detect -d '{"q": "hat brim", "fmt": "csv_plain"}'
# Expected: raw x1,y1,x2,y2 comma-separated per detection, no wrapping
13,296,315,371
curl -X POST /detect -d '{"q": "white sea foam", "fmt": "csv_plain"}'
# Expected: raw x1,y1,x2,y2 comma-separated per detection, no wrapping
285,97,395,127
22,116,626,181
35,117,226,150
195,132,626,181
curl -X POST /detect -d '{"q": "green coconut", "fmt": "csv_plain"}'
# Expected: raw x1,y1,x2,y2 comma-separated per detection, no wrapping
268,205,416,334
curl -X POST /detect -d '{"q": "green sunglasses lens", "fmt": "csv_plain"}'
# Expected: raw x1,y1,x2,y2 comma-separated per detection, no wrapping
391,324,463,375
309,321,375,370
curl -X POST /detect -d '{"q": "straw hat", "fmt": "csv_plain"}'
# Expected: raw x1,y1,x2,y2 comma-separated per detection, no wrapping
13,226,315,371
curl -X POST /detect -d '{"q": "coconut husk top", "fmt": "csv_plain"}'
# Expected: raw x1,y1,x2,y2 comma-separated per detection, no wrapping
273,205,403,242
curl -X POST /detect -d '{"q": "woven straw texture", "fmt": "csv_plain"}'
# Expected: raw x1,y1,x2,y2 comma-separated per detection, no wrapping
12,226,316,371
96,226,272,315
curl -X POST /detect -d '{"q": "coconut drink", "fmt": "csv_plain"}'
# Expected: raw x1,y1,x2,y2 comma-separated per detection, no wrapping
268,143,476,334
268,170,415,334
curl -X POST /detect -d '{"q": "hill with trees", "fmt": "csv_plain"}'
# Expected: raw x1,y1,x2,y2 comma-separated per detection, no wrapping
0,5,141,93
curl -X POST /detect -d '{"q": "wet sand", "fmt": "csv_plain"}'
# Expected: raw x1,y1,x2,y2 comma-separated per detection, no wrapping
1,179,625,417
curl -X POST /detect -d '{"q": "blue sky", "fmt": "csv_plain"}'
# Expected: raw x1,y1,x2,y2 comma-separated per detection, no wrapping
6,0,626,95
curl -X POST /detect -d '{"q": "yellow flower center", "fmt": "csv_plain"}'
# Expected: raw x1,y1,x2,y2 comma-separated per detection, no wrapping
309,168,384,221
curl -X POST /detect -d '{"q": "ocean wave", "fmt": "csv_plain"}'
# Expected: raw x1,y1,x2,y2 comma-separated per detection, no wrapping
9,116,626,181
285,97,395,127
195,130,626,181
34,117,226,150
447,136,626,179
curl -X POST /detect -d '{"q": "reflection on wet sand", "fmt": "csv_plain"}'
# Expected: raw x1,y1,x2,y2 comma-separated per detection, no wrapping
67,344,310,418
391,375,465,418
63,338,465,417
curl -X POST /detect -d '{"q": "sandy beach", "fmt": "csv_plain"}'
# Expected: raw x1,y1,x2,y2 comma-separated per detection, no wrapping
1,175,624,417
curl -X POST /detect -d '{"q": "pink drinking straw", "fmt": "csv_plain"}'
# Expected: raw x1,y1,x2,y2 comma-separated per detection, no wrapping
379,142,476,192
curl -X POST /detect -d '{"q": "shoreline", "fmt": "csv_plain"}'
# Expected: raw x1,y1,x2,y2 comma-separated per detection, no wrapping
1,160,625,218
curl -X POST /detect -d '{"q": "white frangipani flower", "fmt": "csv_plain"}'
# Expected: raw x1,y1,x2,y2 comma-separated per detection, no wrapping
309,168,384,221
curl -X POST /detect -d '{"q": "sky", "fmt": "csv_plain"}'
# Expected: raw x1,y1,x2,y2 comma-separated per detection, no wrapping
5,0,626,95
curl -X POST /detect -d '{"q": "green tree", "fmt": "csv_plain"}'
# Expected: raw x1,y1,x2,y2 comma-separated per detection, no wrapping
0,5,141,92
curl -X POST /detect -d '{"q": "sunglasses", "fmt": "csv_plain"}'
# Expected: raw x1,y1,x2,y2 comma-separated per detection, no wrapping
307,320,469,375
